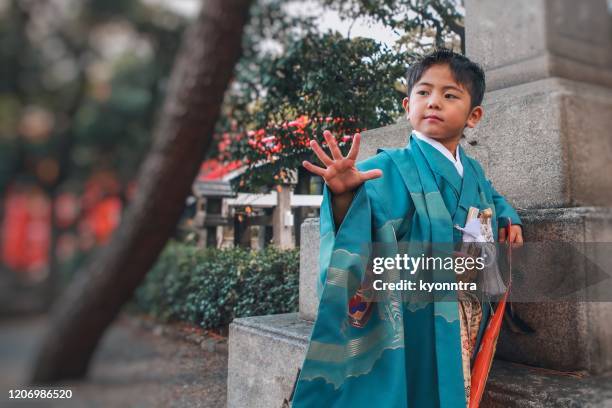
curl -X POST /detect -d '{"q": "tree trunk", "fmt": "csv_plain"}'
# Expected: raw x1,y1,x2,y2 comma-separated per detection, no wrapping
30,0,253,383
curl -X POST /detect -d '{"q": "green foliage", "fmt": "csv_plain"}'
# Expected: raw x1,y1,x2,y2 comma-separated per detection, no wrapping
224,31,413,191
257,32,409,129
228,118,359,192
217,0,464,189
215,0,463,168
212,0,317,149
131,241,299,329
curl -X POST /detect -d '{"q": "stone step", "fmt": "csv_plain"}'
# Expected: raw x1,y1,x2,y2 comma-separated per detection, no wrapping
227,313,309,408
227,313,612,407
298,207,612,373
496,207,612,374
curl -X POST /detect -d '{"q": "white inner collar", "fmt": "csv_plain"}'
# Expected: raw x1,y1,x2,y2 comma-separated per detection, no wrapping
412,130,464,177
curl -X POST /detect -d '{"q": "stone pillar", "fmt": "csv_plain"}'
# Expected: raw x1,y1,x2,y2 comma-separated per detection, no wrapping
465,0,612,374
466,0,612,92
464,0,612,209
194,197,208,248
272,185,294,249
220,199,234,248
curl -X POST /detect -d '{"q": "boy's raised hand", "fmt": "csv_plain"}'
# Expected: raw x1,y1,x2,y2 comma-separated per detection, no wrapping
302,130,382,195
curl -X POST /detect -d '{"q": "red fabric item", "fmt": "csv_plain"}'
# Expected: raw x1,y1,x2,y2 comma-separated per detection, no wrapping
1,189,51,272
86,197,122,244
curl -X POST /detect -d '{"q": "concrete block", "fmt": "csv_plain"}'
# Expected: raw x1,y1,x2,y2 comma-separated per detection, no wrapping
299,218,320,322
357,120,411,162
497,207,612,374
227,313,310,408
463,77,612,209
465,0,612,91
483,360,612,407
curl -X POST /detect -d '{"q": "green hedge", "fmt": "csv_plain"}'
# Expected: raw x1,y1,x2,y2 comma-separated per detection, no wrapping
130,241,299,329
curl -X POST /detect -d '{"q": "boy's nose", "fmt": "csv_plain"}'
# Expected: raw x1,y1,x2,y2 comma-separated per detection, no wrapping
427,96,441,109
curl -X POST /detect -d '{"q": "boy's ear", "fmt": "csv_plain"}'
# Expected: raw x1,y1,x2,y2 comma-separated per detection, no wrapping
402,97,409,113
466,106,484,128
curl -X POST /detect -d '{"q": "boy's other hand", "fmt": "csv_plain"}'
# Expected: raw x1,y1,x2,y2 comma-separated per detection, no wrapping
302,130,382,195
498,225,523,248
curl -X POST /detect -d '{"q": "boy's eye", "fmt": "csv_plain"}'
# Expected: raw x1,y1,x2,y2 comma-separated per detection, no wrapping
417,90,429,96
445,94,458,99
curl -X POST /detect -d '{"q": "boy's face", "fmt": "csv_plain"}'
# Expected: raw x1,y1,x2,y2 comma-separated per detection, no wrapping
402,63,483,142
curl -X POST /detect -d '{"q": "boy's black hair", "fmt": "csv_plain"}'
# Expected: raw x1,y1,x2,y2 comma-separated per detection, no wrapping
406,48,486,109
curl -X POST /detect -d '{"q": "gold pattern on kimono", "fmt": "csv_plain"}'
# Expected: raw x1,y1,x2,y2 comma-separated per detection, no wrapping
458,290,483,405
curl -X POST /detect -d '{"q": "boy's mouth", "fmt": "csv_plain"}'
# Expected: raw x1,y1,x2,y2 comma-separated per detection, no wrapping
423,114,443,122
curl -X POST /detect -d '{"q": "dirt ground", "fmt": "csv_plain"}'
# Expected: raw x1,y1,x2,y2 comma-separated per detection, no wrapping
0,313,228,408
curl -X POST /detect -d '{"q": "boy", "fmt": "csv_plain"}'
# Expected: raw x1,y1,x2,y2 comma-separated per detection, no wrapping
293,49,523,407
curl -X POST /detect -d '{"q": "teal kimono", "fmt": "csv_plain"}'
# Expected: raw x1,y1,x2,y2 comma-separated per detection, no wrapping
292,132,522,408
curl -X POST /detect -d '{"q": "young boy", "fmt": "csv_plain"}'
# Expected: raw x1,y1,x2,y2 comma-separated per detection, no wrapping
293,49,523,407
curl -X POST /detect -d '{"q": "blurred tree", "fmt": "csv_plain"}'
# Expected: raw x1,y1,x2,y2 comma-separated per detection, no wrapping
0,0,186,282
30,0,253,382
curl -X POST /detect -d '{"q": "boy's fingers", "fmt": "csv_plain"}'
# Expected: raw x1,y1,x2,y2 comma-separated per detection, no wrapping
302,160,326,177
513,229,524,248
509,227,523,241
309,140,333,166
498,228,507,243
323,130,343,161
360,169,383,181
347,133,361,160
509,229,517,244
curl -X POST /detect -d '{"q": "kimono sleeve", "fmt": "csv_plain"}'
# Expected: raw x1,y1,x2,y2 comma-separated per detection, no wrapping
488,180,522,228
317,182,373,300
468,156,522,229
